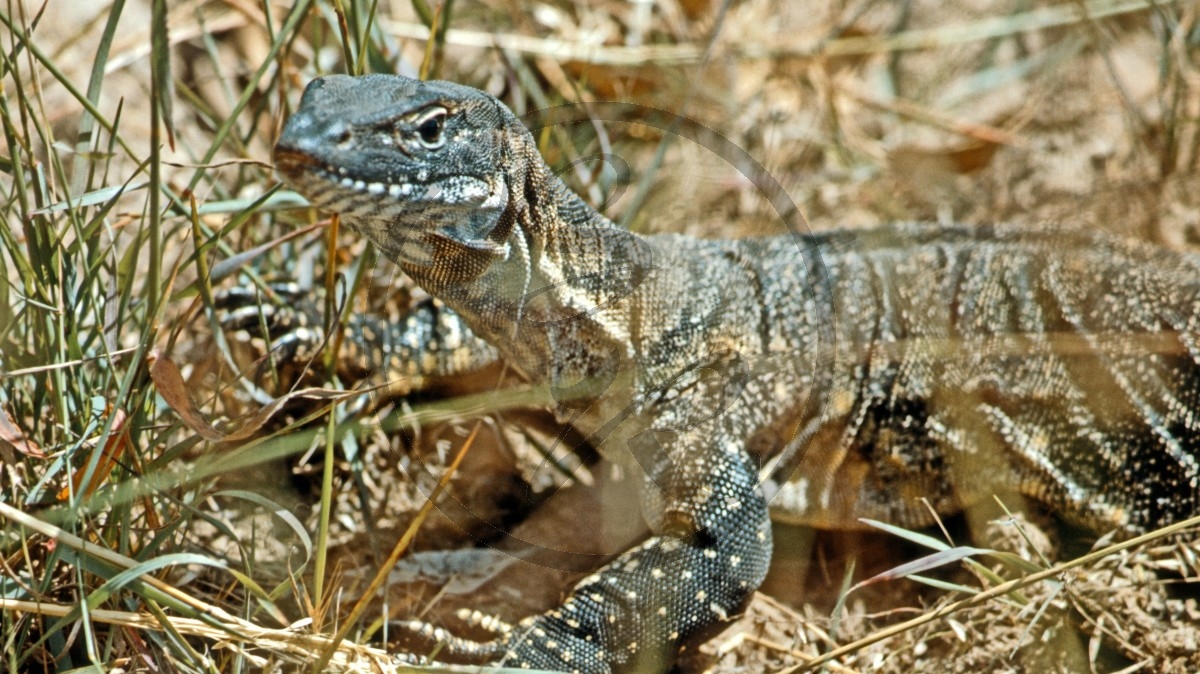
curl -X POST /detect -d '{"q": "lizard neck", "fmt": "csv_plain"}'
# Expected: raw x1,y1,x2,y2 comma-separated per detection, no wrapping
397,120,655,389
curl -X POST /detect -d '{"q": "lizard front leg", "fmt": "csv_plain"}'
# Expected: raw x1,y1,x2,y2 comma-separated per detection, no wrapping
220,289,500,395
340,297,502,395
401,423,772,673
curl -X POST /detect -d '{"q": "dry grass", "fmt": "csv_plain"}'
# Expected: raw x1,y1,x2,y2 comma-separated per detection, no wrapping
1,0,1199,672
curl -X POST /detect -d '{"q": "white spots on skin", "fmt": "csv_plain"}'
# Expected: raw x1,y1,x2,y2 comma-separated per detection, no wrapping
481,179,509,209
773,380,790,403
420,352,437,373
790,477,810,512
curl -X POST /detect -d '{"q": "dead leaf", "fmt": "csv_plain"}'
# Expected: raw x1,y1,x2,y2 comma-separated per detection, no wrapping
59,407,129,501
150,348,355,443
563,61,664,99
677,0,712,20
149,349,223,442
889,140,1003,179
217,386,353,444
0,404,44,457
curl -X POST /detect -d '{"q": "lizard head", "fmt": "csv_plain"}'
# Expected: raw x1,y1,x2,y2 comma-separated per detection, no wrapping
274,74,650,328
274,74,514,270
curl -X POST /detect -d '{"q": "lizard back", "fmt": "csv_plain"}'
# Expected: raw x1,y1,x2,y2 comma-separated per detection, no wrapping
728,223,1200,533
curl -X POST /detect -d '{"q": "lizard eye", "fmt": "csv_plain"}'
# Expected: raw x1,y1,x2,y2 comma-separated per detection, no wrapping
414,107,447,149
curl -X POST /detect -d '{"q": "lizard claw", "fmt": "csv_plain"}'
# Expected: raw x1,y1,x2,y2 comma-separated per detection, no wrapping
215,282,320,336
215,282,333,390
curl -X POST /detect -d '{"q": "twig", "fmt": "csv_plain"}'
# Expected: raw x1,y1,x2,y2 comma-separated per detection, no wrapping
381,0,1167,67
781,514,1200,672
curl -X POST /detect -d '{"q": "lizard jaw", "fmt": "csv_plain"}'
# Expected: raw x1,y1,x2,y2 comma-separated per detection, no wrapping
275,141,498,217
275,142,511,270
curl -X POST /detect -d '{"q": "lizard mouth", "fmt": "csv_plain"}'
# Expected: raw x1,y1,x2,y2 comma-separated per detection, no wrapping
273,146,323,183
272,147,352,209
272,134,501,235
272,145,406,213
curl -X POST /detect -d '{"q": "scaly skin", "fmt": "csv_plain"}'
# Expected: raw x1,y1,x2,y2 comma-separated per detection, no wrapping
272,74,1200,672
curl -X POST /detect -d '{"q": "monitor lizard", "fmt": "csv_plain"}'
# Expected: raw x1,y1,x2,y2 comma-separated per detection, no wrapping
265,73,1200,673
